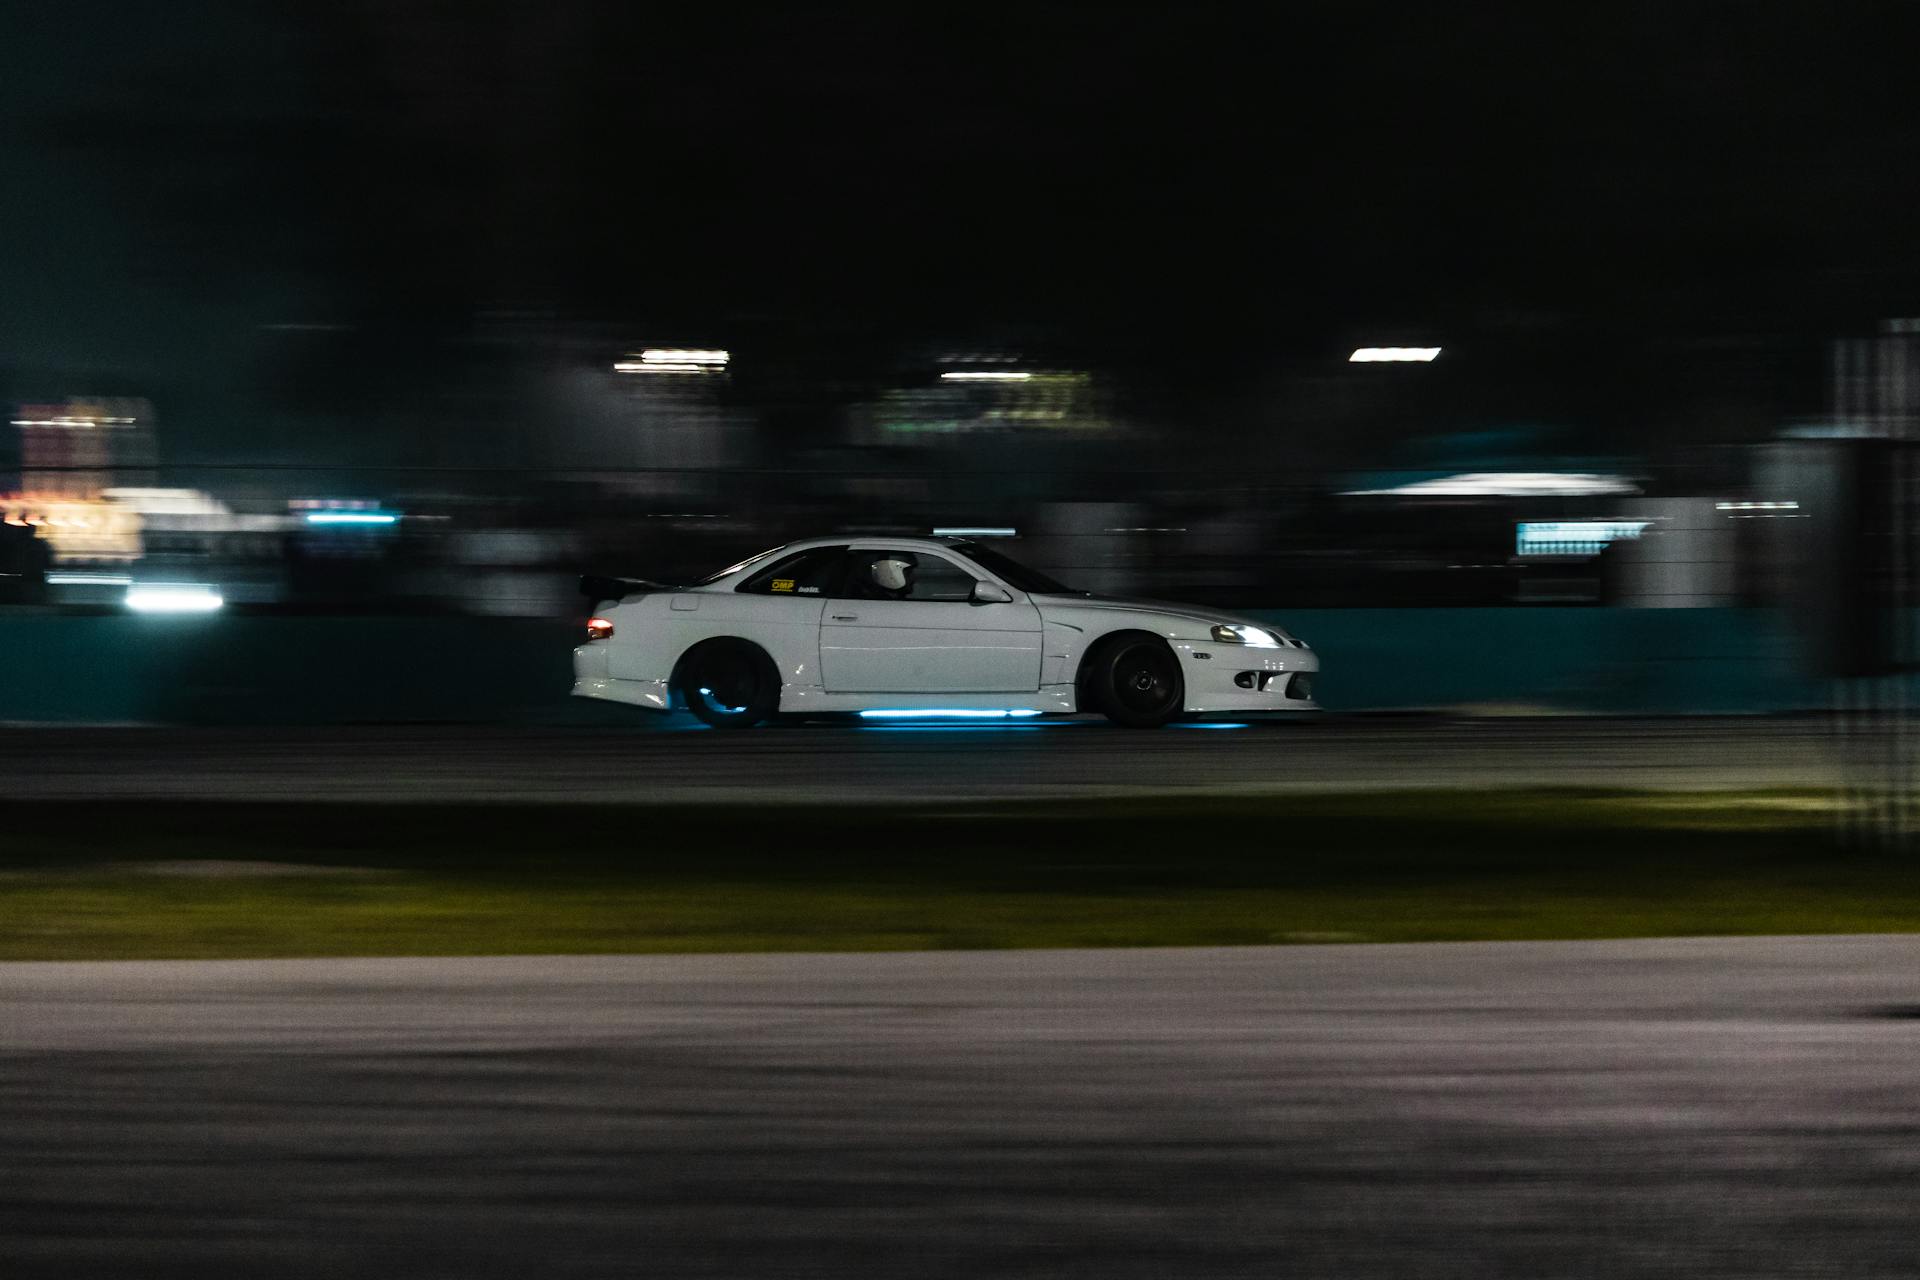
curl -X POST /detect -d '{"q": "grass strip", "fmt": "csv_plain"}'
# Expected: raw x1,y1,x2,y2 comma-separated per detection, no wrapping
1,790,1914,960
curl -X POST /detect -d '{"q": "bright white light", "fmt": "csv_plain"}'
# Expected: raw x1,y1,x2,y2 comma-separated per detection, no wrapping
1715,501,1799,511
1343,472,1641,498
305,512,399,525
126,585,224,614
615,349,729,374
933,527,1017,537
1349,347,1441,363
48,572,134,586
642,348,728,365
858,709,1043,719
940,371,1033,382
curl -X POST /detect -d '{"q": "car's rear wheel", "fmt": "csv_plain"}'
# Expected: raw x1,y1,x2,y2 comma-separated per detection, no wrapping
1084,634,1184,728
677,639,780,729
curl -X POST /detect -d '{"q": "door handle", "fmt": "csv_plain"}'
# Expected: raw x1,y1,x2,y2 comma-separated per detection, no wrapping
831,613,859,621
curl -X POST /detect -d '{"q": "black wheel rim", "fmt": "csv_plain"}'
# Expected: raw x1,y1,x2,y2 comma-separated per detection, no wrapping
1111,645,1177,715
694,652,759,716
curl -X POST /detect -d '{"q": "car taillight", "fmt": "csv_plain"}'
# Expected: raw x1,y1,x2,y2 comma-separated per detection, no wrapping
586,616,614,641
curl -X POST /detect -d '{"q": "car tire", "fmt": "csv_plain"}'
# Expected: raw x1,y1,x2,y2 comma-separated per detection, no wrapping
677,639,780,729
1084,633,1184,728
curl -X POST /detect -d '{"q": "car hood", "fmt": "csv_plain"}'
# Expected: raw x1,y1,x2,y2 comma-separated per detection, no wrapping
1027,592,1293,638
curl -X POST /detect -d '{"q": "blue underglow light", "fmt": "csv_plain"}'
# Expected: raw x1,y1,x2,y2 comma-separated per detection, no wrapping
858,708,1043,719
1174,722,1249,730
862,723,1052,732
306,511,399,526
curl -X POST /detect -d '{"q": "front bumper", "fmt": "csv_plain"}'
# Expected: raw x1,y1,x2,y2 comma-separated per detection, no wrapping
1172,640,1320,714
571,644,672,712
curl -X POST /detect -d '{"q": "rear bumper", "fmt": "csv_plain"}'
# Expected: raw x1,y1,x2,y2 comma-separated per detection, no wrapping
1173,640,1320,714
571,644,671,712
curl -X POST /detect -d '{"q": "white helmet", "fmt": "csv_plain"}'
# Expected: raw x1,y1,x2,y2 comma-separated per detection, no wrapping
870,557,913,592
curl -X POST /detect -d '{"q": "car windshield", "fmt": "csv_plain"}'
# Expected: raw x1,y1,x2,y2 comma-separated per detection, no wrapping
951,542,1076,594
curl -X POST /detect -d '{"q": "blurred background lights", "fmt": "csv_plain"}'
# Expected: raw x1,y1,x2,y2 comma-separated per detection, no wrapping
1515,520,1653,557
46,572,133,586
305,511,399,526
1349,347,1442,362
1345,472,1642,497
616,348,730,373
125,584,224,613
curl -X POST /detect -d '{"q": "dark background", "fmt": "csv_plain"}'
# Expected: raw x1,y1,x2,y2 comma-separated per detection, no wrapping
6,1,1914,469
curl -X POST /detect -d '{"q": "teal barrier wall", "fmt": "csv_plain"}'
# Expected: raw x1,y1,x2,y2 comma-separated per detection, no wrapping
1244,608,1812,715
0,609,1814,725
0,615,584,726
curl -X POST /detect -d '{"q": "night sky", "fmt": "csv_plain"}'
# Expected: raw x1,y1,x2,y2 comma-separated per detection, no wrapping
4,2,1917,455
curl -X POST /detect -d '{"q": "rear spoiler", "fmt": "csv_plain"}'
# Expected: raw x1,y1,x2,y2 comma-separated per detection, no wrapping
579,574,675,604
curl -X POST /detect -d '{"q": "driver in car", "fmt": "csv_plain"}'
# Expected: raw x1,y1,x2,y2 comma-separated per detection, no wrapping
867,555,915,600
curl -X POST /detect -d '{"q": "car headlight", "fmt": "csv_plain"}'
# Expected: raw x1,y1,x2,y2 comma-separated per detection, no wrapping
1210,624,1279,647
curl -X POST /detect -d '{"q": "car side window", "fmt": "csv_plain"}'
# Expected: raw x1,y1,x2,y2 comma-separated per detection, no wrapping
902,554,979,602
737,547,847,596
840,550,980,602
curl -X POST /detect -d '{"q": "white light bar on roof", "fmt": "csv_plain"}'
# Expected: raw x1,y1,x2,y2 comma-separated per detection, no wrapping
1349,347,1441,363
940,370,1033,381
933,527,1017,537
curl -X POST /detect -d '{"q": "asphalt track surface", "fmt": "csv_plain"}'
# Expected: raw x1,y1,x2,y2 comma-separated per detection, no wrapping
4,937,1920,1278
0,716,1847,804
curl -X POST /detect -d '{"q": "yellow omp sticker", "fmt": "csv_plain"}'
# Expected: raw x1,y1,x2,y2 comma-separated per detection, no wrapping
771,578,796,592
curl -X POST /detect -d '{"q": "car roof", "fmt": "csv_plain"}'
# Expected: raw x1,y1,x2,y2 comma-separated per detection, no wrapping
698,535,1016,591
773,535,972,554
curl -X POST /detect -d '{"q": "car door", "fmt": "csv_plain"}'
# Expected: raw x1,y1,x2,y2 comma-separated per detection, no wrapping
820,548,1044,693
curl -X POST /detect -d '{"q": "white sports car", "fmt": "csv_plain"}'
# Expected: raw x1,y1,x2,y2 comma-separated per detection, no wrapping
571,536,1319,728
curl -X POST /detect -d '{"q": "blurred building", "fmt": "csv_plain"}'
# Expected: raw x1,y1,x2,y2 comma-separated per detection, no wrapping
850,362,1113,444
16,397,157,497
4,399,157,566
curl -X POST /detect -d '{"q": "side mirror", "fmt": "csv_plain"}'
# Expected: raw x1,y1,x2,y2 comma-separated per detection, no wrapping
971,581,1013,605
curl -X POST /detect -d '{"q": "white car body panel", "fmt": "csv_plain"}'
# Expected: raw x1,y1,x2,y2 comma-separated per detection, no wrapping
572,536,1319,718
821,597,1043,692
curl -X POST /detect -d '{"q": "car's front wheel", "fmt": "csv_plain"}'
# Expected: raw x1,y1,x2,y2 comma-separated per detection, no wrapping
1083,633,1184,728
676,639,780,729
